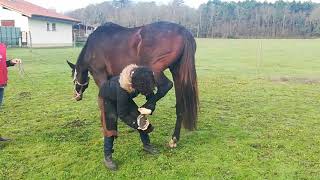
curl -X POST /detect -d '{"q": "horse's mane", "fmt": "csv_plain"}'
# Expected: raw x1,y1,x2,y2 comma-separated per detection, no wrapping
77,22,126,66
102,22,123,28
94,22,126,34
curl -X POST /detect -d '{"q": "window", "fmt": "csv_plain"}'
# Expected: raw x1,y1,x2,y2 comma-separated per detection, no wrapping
46,22,57,31
1,20,15,27
52,23,56,31
47,22,50,31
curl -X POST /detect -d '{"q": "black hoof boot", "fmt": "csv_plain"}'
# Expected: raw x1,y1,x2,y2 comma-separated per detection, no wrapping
143,144,158,155
104,155,117,171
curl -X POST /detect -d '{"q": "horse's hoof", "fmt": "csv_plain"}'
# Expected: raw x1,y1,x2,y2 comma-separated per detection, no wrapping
168,137,177,148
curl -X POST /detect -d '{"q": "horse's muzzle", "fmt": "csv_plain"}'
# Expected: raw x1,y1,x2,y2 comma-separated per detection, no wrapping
74,93,83,101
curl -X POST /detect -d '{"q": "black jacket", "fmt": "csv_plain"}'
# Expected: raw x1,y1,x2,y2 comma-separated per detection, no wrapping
99,76,139,119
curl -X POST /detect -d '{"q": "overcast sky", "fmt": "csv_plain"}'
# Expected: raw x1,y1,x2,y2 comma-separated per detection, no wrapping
25,0,320,13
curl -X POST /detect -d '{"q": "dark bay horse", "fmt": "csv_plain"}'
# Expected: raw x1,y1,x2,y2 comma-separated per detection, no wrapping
67,21,198,147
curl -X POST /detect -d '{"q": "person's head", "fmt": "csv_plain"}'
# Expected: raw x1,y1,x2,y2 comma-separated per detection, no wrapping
131,67,156,96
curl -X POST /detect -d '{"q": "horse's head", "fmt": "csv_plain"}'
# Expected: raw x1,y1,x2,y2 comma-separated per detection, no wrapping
67,60,89,101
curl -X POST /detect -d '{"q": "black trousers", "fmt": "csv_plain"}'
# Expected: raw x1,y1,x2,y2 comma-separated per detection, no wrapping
103,98,153,157
104,98,140,133
104,132,150,157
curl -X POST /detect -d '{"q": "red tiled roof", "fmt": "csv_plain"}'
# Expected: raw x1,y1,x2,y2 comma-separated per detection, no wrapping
0,0,80,23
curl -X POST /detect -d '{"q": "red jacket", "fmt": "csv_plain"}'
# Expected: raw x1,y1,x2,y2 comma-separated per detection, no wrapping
0,43,8,87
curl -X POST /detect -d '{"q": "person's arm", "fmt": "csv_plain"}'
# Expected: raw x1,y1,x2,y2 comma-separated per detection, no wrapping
6,60,14,67
117,87,132,119
6,58,22,67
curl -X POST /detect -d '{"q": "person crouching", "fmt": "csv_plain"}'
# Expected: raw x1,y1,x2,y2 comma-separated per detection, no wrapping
99,64,158,171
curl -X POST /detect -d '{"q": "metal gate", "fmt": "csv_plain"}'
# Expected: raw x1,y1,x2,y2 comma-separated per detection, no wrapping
0,26,21,47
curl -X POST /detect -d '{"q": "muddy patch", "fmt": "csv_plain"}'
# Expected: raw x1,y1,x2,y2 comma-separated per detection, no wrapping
18,91,31,99
63,119,91,128
270,77,320,84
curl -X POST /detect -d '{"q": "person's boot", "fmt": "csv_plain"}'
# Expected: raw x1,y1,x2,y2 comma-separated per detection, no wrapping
103,136,117,170
104,154,117,171
0,136,10,142
139,130,158,155
143,143,158,155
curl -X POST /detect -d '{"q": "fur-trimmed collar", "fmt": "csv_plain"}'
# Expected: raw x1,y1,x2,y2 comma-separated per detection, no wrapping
119,64,138,93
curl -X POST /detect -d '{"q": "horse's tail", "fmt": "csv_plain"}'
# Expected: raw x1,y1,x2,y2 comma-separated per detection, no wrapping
172,30,199,130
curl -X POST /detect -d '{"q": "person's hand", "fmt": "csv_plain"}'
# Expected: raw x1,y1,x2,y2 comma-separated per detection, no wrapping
141,102,156,114
10,58,22,65
138,108,152,115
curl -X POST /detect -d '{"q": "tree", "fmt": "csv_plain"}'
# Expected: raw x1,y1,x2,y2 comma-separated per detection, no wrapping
172,0,184,7
112,0,131,8
66,0,320,38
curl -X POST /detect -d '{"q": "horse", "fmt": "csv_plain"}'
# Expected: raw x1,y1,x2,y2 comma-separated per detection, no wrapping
67,21,198,148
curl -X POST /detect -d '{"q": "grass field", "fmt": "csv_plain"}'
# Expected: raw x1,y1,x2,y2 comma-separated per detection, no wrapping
1,39,320,179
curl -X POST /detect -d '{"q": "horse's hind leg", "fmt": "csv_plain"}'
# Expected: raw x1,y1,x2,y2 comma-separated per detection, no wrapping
169,101,182,148
142,72,179,147
154,72,173,99
168,67,183,148
143,72,173,109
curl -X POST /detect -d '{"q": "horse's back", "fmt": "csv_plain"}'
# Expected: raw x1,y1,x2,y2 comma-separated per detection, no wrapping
139,22,189,67
83,21,194,78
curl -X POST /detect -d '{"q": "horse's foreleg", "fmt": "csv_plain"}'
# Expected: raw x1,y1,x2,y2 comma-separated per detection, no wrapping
98,97,108,136
99,96,118,137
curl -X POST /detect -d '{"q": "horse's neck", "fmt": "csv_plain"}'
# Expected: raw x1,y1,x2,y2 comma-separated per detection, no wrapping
76,61,88,73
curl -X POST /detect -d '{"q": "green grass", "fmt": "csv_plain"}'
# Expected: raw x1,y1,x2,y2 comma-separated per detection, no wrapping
1,39,320,179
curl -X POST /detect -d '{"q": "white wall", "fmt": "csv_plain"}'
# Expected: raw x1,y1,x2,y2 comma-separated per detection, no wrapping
0,6,29,31
28,19,73,47
0,6,74,47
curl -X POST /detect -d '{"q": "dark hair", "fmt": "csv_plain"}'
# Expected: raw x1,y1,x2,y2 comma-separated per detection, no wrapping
131,67,156,95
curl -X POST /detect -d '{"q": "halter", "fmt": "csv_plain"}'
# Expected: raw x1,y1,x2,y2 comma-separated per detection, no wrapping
74,80,89,86
73,79,89,99
73,69,89,99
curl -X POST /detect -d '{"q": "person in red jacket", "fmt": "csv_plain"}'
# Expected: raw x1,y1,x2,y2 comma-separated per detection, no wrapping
0,43,22,142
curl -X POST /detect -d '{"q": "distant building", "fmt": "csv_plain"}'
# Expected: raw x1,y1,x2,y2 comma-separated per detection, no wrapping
0,0,80,47
73,23,96,43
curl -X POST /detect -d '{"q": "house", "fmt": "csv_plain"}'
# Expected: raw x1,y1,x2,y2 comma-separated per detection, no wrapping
0,0,80,47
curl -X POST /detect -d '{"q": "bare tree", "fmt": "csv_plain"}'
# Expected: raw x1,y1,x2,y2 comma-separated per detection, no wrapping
67,0,320,38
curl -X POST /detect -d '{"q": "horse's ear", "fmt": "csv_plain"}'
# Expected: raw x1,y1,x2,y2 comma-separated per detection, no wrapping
67,60,75,69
